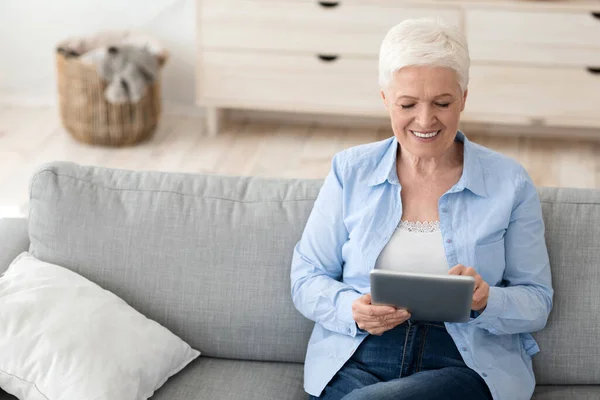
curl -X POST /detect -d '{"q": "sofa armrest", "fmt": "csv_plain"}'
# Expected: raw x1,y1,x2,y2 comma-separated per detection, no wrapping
0,218,29,275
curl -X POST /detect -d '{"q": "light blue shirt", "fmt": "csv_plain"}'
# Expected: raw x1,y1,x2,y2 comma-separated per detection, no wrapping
290,131,553,400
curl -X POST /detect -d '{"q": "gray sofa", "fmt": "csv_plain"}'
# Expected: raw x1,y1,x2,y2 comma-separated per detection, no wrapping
0,161,598,400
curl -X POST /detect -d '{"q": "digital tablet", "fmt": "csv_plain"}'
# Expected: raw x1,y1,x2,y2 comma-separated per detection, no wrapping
370,269,475,323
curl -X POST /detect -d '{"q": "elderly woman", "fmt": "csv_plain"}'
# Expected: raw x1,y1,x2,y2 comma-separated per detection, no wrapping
290,18,553,400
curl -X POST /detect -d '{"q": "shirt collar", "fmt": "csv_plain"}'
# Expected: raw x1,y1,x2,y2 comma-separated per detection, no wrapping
366,131,488,198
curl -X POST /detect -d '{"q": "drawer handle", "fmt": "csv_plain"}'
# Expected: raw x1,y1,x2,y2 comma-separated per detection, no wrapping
317,54,339,62
591,12,600,20
318,1,340,8
587,67,600,74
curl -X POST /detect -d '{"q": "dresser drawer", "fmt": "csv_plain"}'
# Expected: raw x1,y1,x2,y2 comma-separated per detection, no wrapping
200,0,461,56
465,65,600,127
467,9,600,67
198,51,385,116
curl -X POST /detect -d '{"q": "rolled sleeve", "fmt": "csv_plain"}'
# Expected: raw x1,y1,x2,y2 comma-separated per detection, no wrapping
469,286,505,334
336,290,365,336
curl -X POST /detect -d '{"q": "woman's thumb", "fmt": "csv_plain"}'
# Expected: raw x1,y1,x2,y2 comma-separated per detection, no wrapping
362,293,372,304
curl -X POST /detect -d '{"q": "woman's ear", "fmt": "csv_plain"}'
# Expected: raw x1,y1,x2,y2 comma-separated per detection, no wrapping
460,89,468,112
380,89,389,110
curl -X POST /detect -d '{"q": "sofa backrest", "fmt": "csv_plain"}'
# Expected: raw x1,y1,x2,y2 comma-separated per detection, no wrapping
27,162,318,364
533,187,600,385
26,162,600,385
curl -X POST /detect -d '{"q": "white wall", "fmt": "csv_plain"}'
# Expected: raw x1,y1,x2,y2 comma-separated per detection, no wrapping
0,0,197,108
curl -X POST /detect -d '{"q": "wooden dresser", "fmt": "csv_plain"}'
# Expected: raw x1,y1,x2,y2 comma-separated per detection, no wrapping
196,0,600,136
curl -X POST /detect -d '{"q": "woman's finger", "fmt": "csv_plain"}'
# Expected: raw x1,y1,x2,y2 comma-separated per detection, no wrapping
358,312,411,329
356,304,396,317
473,280,490,309
360,319,399,331
357,315,396,327
353,295,395,317
471,274,481,291
448,264,466,275
363,316,409,334
474,282,489,301
473,286,484,303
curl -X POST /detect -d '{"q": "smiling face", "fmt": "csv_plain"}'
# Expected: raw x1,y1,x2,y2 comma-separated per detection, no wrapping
381,65,468,159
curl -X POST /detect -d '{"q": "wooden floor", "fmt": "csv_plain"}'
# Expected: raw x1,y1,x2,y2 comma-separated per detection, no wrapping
1,105,599,217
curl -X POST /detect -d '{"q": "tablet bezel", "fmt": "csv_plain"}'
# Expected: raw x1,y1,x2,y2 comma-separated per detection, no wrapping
369,269,476,323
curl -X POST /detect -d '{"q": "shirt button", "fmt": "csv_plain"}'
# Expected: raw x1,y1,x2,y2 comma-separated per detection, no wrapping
446,239,453,243
461,347,468,352
441,208,448,213
482,373,488,378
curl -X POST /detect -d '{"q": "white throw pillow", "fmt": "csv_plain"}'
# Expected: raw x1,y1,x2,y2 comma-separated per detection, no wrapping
0,252,200,400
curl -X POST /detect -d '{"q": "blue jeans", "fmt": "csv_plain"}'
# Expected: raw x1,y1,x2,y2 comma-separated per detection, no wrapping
310,320,493,400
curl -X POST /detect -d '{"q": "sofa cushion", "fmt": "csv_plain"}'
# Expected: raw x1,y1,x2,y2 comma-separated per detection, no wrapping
532,385,600,400
27,162,316,363
533,188,600,385
150,357,304,399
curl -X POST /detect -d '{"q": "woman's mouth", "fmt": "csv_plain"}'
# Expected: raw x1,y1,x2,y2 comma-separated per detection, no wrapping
409,130,440,139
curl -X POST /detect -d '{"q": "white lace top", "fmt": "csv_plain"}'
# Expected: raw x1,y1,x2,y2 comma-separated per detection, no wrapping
374,220,449,274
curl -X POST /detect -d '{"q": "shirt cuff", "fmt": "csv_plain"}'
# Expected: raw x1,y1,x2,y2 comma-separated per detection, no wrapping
336,289,365,337
469,286,505,333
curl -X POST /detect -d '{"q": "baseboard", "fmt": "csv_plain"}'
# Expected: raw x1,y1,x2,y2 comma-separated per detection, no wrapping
229,109,600,140
459,121,600,140
163,103,206,117
228,110,597,140
228,109,390,129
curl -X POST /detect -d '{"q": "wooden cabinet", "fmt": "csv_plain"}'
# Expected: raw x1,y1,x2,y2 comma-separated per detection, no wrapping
201,0,460,56
201,51,383,116
467,9,600,66
466,65,600,128
197,0,600,135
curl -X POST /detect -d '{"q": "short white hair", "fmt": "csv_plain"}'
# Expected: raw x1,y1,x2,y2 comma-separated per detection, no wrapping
378,18,470,92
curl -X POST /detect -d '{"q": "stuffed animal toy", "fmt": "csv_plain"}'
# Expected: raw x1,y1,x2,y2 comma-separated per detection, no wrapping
71,45,158,104
57,31,164,104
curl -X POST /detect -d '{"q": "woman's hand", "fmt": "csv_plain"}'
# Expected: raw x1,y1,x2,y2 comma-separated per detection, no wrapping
448,264,489,312
352,293,411,336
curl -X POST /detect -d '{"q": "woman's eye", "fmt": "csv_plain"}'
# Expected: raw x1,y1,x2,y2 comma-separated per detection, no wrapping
400,104,415,110
435,103,450,108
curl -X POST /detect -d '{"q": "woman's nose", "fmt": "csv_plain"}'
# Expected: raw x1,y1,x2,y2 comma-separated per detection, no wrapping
415,105,437,127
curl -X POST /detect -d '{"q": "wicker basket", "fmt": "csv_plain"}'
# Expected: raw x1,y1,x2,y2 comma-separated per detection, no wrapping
56,33,168,147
